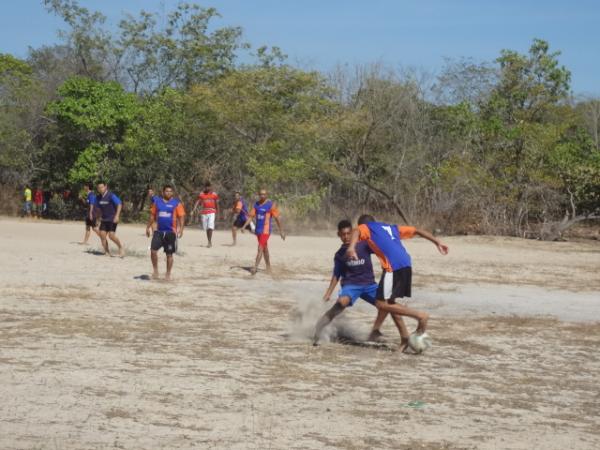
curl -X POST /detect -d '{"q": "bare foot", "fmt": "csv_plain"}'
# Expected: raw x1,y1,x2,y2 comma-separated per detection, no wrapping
207,242,212,248
399,337,410,353
165,274,173,281
118,248,125,258
250,267,257,276
151,272,159,280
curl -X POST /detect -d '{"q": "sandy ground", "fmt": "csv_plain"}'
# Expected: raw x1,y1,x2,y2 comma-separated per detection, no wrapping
1,217,599,450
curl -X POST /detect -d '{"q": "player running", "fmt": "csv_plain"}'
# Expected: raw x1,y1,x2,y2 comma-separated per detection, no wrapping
192,182,219,248
242,189,285,275
346,214,449,351
80,183,100,244
146,184,185,281
92,181,125,257
231,191,254,245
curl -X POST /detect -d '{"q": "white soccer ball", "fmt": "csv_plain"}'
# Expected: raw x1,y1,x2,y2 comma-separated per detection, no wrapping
408,332,432,354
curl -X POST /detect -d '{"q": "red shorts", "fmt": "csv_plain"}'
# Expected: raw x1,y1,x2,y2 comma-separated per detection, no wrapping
257,233,270,248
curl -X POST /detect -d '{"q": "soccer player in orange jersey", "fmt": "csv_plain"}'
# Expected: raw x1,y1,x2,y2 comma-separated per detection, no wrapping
192,181,219,248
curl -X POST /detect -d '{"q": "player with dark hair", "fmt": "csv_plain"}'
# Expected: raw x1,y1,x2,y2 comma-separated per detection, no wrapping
146,184,185,280
346,214,448,350
242,188,285,275
80,182,99,244
192,181,219,248
230,191,254,245
93,181,124,257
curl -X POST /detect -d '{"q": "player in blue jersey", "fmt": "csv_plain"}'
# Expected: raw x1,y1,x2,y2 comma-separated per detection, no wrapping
80,183,100,245
347,214,448,350
146,185,185,281
93,181,125,257
242,188,285,275
313,219,409,346
231,191,254,245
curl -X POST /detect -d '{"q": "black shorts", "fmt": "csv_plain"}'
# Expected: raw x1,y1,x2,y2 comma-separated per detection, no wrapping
376,267,412,301
151,231,177,255
99,221,118,232
85,216,97,227
233,216,252,230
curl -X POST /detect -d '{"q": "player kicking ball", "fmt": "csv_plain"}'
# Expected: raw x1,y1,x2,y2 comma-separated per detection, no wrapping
146,184,185,281
347,214,449,352
313,219,409,346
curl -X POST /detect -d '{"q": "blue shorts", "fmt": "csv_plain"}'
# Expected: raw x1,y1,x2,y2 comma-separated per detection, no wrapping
338,283,378,307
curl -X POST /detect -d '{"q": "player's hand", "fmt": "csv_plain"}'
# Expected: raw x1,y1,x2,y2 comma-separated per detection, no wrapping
280,232,286,241
146,226,151,238
177,229,183,239
113,216,120,224
322,295,330,302
346,247,358,260
437,243,449,255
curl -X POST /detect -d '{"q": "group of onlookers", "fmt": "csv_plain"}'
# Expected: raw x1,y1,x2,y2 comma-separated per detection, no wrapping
22,186,53,218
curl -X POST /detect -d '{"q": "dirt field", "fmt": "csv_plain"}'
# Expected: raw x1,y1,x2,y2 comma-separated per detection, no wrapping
1,217,599,449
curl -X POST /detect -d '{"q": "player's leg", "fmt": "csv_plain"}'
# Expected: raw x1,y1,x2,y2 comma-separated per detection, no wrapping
389,313,410,351
150,250,159,278
165,254,174,280
375,300,429,334
231,224,237,245
369,309,388,341
107,229,124,257
263,245,271,273
150,231,162,278
313,296,351,345
99,228,110,255
164,232,176,280
82,223,92,244
251,246,264,275
206,213,214,247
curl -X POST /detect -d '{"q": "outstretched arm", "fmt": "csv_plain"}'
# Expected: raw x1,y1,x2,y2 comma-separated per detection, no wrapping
415,228,448,255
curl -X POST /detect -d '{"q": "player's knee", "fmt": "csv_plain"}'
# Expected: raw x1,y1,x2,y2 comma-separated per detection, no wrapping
326,303,345,320
338,296,351,307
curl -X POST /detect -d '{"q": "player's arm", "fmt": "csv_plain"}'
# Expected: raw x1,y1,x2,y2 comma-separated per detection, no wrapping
414,228,448,255
272,203,285,240
192,198,200,215
323,275,340,301
114,203,122,223
146,205,156,237
347,228,361,260
89,200,95,221
176,205,185,238
241,208,255,232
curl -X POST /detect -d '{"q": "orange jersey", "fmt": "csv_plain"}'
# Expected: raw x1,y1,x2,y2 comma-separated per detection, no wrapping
198,191,219,214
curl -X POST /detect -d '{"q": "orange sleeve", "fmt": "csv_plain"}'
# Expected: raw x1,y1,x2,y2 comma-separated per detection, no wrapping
175,203,185,217
150,204,157,218
357,224,371,240
398,226,416,239
270,204,280,218
248,208,256,218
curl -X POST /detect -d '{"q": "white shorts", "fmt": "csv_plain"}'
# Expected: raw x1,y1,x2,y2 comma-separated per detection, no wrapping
201,213,216,230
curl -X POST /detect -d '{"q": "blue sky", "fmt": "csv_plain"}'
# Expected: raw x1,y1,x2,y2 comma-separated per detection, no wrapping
1,0,599,95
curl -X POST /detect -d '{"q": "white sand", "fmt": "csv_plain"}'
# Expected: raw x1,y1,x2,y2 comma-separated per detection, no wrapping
0,217,599,449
